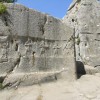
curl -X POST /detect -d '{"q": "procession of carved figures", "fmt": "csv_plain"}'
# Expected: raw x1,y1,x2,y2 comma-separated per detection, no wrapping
21,38,74,57
0,36,74,63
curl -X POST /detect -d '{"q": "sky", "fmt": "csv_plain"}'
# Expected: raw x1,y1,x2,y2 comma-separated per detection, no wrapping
16,0,73,18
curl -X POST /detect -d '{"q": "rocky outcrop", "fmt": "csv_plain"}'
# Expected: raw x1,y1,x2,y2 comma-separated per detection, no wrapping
63,0,100,73
1,1,100,100
0,0,100,88
0,3,76,87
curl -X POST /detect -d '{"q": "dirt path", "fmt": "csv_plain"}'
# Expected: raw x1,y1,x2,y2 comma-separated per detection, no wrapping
1,74,100,100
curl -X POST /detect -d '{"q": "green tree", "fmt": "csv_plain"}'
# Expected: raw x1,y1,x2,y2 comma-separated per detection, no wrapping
0,0,17,3
0,2,6,14
0,0,17,14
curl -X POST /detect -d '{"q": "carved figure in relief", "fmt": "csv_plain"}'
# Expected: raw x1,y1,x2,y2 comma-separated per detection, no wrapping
25,38,33,57
1,42,8,62
53,42,60,56
39,40,49,56
63,41,74,55
12,39,19,51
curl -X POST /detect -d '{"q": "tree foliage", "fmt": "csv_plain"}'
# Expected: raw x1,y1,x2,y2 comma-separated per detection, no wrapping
0,0,17,3
0,0,17,14
0,2,6,14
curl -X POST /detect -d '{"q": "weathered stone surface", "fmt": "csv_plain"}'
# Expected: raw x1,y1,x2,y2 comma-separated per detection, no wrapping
1,1,100,100
1,74,100,100
63,0,100,71
68,0,81,11
0,3,75,87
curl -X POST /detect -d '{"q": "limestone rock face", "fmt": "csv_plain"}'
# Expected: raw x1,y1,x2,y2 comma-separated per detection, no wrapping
63,0,100,68
0,4,75,87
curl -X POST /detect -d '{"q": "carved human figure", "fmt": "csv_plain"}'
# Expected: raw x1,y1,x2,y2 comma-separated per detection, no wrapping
12,39,19,51
25,38,33,57
1,42,8,61
32,40,36,49
39,40,45,56
53,42,60,56
63,41,74,56
39,40,49,56
63,42,69,55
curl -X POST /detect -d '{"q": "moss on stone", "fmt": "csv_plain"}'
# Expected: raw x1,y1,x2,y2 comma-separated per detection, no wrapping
0,83,3,89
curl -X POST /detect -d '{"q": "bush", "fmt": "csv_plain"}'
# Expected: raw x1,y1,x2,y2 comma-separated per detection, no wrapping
0,3,7,14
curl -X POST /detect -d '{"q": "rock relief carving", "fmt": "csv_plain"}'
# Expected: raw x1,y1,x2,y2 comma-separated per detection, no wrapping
0,41,8,63
17,38,36,70
39,40,49,56
12,39,19,51
63,41,74,55
25,38,35,57
53,42,61,57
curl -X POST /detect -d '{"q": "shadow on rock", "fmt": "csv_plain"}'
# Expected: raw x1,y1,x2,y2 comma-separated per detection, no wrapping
76,61,86,79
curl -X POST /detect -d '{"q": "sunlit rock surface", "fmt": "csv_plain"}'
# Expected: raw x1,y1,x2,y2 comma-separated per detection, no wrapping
1,1,100,100
0,3,75,87
63,0,100,70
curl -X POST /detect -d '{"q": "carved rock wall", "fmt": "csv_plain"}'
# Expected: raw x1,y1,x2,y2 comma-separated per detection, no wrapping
0,4,75,86
63,0,100,71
